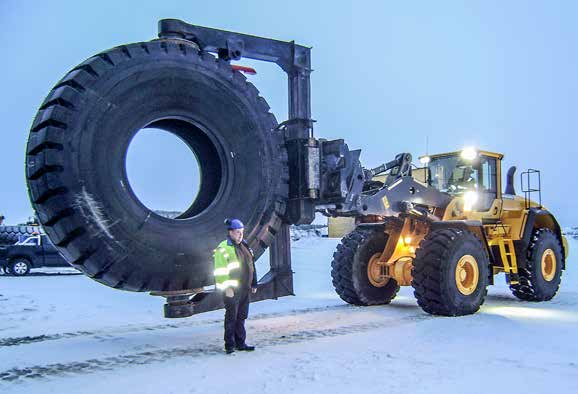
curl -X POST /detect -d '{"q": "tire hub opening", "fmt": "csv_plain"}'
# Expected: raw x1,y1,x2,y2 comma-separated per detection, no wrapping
125,118,223,220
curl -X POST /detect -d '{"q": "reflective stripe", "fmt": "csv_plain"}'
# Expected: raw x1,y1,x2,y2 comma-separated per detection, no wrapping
216,279,239,289
227,261,240,270
213,267,229,276
223,253,229,258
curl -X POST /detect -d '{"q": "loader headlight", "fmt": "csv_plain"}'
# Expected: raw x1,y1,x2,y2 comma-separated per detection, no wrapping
460,147,478,161
419,156,431,165
463,191,478,212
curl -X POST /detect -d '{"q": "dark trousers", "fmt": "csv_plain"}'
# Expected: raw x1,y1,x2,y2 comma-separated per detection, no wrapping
222,287,250,349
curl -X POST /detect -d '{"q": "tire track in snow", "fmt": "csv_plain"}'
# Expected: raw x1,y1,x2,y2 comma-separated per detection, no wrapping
0,304,354,347
0,313,433,383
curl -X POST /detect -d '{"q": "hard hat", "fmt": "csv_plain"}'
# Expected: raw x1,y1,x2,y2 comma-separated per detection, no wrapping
224,218,244,230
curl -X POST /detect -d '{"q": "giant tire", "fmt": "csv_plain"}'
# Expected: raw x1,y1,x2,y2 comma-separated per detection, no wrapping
25,39,289,292
412,228,490,316
331,228,399,306
510,228,564,301
0,226,41,245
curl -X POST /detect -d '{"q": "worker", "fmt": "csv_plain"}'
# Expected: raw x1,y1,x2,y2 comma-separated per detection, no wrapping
213,218,258,354
0,213,4,226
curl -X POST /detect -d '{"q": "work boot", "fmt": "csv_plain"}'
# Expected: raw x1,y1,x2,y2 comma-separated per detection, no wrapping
235,344,255,351
225,347,235,354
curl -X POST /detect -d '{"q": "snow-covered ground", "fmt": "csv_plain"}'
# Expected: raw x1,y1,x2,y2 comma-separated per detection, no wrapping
1,238,577,393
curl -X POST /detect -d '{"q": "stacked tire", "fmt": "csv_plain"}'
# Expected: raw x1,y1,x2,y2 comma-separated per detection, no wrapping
0,226,41,245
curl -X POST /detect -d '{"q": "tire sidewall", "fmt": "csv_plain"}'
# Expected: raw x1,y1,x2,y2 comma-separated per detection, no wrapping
71,51,273,245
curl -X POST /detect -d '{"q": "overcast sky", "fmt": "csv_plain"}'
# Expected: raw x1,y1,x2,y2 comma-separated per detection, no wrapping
1,0,577,226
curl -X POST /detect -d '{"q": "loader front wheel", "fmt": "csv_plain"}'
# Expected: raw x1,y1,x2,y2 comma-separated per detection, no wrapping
412,228,490,316
331,228,399,306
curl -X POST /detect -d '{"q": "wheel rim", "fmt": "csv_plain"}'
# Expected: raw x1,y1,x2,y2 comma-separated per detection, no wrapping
367,253,389,287
13,261,28,275
541,248,556,282
455,255,479,295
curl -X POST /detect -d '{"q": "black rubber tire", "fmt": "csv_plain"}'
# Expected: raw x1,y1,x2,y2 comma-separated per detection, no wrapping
412,228,490,316
510,228,564,301
331,228,399,306
10,259,31,277
0,226,41,245
25,39,289,292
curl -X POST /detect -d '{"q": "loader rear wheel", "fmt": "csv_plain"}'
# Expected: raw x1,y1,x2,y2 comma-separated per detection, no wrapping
412,228,489,316
331,228,399,306
25,39,289,292
510,228,563,301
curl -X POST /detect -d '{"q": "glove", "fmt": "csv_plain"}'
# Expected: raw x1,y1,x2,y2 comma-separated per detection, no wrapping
225,287,234,298
251,287,257,294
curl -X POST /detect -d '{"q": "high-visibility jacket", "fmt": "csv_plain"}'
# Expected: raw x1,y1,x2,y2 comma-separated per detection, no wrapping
213,238,256,290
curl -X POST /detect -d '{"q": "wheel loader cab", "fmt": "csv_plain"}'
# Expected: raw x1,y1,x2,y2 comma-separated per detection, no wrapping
422,149,504,220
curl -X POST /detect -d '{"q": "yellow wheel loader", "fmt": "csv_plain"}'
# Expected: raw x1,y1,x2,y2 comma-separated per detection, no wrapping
24,19,568,318
329,149,569,316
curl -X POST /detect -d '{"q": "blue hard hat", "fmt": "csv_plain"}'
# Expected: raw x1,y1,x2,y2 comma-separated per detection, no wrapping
225,218,244,230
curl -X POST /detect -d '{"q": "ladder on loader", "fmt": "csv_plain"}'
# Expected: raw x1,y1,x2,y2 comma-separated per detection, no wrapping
490,238,520,285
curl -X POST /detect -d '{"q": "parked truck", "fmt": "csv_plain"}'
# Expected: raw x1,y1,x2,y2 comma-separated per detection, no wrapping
0,232,72,276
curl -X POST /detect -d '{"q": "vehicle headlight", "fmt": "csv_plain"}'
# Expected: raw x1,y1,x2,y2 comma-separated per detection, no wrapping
460,147,478,161
463,191,478,212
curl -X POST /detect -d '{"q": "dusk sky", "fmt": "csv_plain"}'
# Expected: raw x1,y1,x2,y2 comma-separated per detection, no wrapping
1,0,577,226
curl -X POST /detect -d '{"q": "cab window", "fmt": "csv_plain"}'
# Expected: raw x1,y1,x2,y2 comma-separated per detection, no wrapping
428,154,498,212
478,156,497,211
